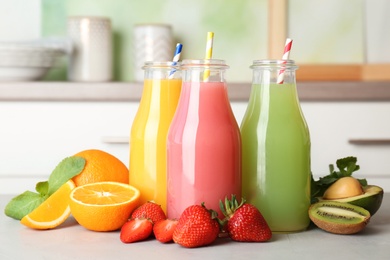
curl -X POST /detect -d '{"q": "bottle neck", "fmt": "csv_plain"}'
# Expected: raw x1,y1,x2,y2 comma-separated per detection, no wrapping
181,59,228,83
143,61,181,80
251,60,297,85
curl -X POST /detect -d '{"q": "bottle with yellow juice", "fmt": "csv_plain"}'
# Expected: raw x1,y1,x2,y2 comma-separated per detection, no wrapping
129,61,181,212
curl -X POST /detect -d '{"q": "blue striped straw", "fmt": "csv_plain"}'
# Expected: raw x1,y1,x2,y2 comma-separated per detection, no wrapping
169,43,183,78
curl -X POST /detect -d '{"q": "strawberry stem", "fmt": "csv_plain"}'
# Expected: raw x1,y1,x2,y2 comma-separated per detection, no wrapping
201,202,219,220
218,195,246,228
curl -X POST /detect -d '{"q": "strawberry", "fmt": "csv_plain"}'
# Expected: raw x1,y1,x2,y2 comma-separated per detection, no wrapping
173,203,220,248
120,218,153,243
220,195,272,242
131,201,166,224
153,219,178,243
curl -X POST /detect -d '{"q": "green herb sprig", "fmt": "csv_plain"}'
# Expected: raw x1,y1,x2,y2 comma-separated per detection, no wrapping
4,156,85,220
311,156,367,202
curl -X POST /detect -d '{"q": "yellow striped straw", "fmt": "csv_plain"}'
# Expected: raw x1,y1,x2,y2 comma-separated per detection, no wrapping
203,31,214,81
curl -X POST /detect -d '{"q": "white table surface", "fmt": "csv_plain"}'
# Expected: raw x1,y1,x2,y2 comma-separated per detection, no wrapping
1,194,389,260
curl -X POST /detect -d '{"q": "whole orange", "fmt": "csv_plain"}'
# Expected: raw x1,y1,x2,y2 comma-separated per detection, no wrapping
72,149,129,186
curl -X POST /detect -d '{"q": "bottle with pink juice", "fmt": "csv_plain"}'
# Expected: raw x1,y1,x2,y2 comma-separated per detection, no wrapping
167,59,241,219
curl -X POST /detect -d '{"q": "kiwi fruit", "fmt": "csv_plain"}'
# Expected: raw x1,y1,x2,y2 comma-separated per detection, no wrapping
309,201,370,235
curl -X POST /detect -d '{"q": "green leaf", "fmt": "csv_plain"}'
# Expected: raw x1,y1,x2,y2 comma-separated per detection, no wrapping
328,164,335,174
318,175,338,185
358,178,368,187
335,156,359,176
3,155,86,221
4,191,46,220
36,181,49,196
47,156,86,195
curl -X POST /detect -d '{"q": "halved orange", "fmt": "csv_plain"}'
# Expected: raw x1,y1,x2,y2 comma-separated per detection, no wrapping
20,180,75,230
69,181,140,232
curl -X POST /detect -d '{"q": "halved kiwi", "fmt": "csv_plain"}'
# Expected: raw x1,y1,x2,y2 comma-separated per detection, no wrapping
309,201,370,235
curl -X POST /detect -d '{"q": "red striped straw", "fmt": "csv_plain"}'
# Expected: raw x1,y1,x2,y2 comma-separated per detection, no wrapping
277,38,293,84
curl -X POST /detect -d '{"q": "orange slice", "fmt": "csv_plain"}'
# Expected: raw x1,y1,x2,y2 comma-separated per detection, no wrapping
20,180,75,230
69,181,140,232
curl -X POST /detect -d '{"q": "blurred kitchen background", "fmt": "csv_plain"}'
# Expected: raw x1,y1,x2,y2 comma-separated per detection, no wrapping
2,0,390,194
1,0,389,82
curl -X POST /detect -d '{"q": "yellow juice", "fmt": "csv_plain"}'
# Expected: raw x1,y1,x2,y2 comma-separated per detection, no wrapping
130,78,181,212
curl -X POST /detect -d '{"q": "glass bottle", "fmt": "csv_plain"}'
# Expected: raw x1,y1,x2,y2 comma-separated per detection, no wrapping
167,59,241,219
241,60,311,232
129,61,182,213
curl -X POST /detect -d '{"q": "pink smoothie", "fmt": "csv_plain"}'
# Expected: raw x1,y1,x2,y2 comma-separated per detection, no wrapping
167,81,241,219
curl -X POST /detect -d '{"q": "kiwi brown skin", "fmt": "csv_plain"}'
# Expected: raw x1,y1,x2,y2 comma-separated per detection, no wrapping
309,201,371,235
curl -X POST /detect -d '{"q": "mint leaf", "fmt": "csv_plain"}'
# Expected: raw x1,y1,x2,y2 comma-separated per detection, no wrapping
4,191,46,220
335,156,360,176
36,181,49,196
328,164,335,174
47,156,85,195
358,178,368,186
4,155,86,221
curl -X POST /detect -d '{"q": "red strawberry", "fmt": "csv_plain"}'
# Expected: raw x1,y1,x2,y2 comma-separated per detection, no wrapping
173,203,220,248
220,195,272,242
131,201,166,224
120,218,153,243
153,219,179,243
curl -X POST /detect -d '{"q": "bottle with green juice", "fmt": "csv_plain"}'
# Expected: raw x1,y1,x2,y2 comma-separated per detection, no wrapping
241,60,311,233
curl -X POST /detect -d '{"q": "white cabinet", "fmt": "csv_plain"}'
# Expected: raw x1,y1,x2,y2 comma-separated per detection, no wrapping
0,102,138,194
1,101,389,194
301,102,390,190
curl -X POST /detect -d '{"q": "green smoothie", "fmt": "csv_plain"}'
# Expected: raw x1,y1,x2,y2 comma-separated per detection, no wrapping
241,82,311,232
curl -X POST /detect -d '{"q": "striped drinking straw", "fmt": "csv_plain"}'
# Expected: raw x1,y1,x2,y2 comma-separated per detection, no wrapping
169,43,183,78
277,38,293,84
203,32,214,81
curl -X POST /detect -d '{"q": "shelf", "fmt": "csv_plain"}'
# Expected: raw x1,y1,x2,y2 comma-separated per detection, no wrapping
297,64,390,81
1,81,390,102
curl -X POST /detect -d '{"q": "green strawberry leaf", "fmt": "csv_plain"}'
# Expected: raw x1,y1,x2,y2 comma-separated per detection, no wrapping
4,191,46,220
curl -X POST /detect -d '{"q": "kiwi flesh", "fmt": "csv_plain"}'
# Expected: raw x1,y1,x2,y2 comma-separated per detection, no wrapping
309,201,370,235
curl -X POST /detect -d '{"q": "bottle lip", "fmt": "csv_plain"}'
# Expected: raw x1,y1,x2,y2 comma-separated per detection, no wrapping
181,59,229,69
142,61,180,70
250,59,298,69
